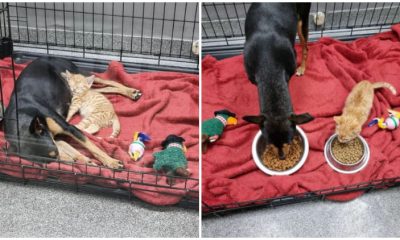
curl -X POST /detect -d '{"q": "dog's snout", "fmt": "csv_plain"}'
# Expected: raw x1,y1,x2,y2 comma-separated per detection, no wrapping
278,149,286,160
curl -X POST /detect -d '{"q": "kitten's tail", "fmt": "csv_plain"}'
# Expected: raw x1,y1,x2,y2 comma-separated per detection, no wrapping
110,116,121,138
372,82,397,95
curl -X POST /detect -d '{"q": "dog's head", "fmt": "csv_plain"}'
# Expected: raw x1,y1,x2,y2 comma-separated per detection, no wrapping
243,113,313,159
7,113,59,163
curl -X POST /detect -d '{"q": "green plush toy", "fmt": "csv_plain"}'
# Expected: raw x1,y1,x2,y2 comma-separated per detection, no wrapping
201,109,237,153
153,135,191,185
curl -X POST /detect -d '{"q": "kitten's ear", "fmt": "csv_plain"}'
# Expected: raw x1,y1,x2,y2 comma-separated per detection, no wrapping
333,116,342,124
289,113,314,125
243,115,265,125
61,72,68,79
61,70,72,80
86,75,95,87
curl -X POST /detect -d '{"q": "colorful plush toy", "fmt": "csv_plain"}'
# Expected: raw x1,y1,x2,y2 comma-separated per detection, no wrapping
153,135,191,185
368,109,400,130
201,109,237,153
129,132,151,161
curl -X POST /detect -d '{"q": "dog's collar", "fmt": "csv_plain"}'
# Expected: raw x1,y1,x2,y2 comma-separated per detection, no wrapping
215,115,227,126
167,143,183,150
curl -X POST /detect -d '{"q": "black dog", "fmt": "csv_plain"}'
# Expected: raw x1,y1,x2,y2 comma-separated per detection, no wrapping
4,56,140,168
242,3,313,159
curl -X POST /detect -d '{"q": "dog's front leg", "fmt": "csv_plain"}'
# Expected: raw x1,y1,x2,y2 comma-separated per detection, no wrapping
45,116,123,169
55,140,97,166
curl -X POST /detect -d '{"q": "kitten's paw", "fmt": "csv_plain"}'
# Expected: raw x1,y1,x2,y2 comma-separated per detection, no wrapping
296,66,305,76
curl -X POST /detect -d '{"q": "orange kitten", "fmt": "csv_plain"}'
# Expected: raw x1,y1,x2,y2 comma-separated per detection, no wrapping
61,71,120,138
334,80,396,143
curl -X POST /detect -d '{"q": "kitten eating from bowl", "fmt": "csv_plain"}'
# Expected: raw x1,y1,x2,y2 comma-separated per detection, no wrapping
334,80,396,143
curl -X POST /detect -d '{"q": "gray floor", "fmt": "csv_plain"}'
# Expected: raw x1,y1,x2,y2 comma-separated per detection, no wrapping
202,187,400,238
0,180,198,238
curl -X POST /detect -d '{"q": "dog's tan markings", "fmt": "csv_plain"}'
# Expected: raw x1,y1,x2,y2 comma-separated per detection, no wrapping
75,138,123,169
45,117,123,169
296,19,308,76
93,77,142,100
46,117,64,135
56,140,97,166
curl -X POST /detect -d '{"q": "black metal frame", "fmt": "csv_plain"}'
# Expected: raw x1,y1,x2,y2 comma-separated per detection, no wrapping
201,2,400,216
0,3,199,209
0,160,199,209
203,177,400,216
202,2,400,59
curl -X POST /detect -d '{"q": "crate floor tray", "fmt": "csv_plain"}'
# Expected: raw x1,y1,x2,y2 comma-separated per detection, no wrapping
202,24,400,214
0,57,199,206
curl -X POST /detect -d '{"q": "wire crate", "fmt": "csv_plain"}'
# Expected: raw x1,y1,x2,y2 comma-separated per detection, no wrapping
201,2,400,216
9,2,199,72
0,2,199,209
202,2,400,58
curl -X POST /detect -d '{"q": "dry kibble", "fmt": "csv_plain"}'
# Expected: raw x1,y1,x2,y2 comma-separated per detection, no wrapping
262,135,303,171
331,137,364,164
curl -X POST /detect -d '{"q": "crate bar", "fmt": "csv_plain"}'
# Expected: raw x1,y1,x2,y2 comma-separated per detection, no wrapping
140,3,144,56
158,2,166,65
169,3,177,57
130,3,135,53
149,3,155,56
82,2,85,58
189,2,199,59
120,2,125,61
179,3,188,57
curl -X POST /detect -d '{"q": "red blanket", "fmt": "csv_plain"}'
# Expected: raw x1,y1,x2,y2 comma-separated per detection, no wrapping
0,58,199,206
202,24,400,209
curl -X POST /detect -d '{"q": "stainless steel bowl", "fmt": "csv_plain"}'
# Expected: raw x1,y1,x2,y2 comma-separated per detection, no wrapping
251,126,309,176
324,134,370,174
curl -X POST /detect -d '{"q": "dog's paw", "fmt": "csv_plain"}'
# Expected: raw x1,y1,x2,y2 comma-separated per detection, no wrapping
76,155,98,166
105,158,124,170
129,89,142,101
296,67,305,76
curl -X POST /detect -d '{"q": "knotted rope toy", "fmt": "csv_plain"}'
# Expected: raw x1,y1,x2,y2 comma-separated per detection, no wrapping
201,109,237,153
153,134,191,185
128,132,151,161
368,109,400,130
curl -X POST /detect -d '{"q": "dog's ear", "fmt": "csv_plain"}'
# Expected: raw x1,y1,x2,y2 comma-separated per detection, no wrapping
29,115,47,135
86,75,95,87
243,115,265,125
289,113,314,125
333,116,342,125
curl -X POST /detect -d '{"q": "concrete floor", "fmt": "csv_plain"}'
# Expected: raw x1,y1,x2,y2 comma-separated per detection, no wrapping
0,180,199,238
202,187,400,238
